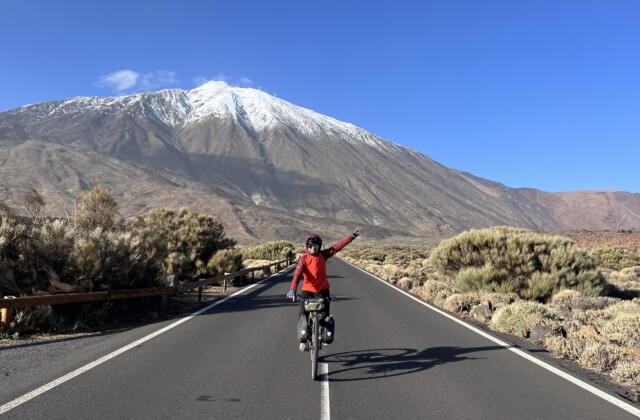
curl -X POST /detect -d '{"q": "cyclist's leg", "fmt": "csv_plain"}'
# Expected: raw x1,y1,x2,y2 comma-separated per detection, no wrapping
297,290,311,347
319,288,331,321
298,290,312,317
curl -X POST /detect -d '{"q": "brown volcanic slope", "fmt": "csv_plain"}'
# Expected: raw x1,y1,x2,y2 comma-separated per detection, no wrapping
0,83,638,241
516,189,640,231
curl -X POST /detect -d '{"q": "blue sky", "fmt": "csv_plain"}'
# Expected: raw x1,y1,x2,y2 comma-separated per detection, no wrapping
1,1,638,192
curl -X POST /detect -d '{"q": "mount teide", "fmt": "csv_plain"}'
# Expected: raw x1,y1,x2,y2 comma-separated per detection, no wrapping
1,81,638,241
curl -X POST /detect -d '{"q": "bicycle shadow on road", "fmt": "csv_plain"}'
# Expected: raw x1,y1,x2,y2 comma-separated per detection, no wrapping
321,346,505,381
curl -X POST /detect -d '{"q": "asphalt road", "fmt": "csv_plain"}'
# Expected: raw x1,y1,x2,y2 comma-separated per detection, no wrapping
1,258,639,419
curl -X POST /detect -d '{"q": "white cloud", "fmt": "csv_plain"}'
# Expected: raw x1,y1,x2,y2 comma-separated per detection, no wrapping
97,70,178,93
98,70,139,92
238,77,254,87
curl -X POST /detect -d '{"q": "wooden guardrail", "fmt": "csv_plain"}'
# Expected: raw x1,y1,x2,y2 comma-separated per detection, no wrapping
0,258,293,330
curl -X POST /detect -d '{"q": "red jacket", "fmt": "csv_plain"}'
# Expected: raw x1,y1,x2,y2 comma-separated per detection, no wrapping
289,234,354,293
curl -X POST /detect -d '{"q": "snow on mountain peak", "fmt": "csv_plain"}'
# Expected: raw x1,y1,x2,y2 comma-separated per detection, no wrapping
184,82,368,140
8,80,401,152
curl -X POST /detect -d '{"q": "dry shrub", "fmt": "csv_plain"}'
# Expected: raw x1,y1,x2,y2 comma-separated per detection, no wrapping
129,207,235,280
592,247,640,271
364,263,384,278
9,305,61,334
599,313,640,348
74,186,117,232
544,334,590,360
609,266,640,282
594,301,640,325
382,264,401,282
443,293,481,313
571,301,633,331
241,241,294,261
549,289,618,312
433,291,450,308
606,267,640,298
611,361,640,385
418,280,454,306
398,277,420,290
579,341,625,372
479,292,520,310
243,259,273,269
203,249,243,278
341,247,387,262
490,301,563,338
404,263,428,281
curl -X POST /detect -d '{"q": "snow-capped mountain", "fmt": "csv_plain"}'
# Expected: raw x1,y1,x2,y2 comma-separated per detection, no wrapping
1,82,638,240
11,81,399,151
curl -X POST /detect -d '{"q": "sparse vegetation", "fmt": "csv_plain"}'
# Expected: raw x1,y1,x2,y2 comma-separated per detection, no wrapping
343,229,640,397
591,247,640,271
1,187,250,335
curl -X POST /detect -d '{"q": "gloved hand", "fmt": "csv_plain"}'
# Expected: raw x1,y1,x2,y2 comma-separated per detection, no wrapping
287,291,296,300
352,227,362,238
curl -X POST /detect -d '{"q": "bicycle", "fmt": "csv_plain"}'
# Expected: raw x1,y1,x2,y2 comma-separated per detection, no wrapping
295,295,336,380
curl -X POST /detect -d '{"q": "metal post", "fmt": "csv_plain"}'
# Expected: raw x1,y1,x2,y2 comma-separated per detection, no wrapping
161,294,168,317
198,286,203,302
1,307,12,330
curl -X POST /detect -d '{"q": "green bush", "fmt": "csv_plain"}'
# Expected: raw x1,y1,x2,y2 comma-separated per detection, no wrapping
9,305,61,335
242,241,294,261
592,247,640,271
74,229,165,290
203,249,243,278
428,226,605,302
0,217,32,295
74,186,117,232
129,207,236,280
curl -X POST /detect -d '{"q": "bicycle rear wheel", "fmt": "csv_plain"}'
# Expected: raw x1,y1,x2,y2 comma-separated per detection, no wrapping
310,316,319,380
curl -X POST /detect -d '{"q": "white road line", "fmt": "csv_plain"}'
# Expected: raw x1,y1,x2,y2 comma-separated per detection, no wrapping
0,270,288,415
342,259,640,418
320,362,330,420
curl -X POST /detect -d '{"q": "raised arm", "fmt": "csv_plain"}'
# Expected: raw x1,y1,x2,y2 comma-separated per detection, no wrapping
322,227,362,259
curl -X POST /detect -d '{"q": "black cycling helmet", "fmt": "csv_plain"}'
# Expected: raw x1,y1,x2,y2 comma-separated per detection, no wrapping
305,234,322,248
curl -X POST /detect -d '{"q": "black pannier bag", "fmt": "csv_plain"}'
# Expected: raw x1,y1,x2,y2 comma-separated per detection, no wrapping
322,316,335,344
297,314,309,341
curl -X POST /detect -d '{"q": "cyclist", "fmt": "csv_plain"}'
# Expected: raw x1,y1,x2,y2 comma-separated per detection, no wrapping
287,227,362,351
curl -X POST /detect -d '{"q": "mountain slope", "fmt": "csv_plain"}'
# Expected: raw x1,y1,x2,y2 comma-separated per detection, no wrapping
0,82,636,240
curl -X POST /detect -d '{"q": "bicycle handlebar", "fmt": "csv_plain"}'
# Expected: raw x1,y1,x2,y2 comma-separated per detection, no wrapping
288,294,338,303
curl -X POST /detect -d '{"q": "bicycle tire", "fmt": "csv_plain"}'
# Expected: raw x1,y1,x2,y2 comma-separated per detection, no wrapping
311,316,319,380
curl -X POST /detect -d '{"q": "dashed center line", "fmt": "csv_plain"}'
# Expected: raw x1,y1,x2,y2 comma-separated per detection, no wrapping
320,362,330,420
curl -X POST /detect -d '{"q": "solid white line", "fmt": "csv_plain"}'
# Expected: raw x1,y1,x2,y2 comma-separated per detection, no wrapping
320,362,330,420
342,259,640,418
0,269,288,415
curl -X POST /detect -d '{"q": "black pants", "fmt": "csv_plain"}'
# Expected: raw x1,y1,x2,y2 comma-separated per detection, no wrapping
298,289,331,320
